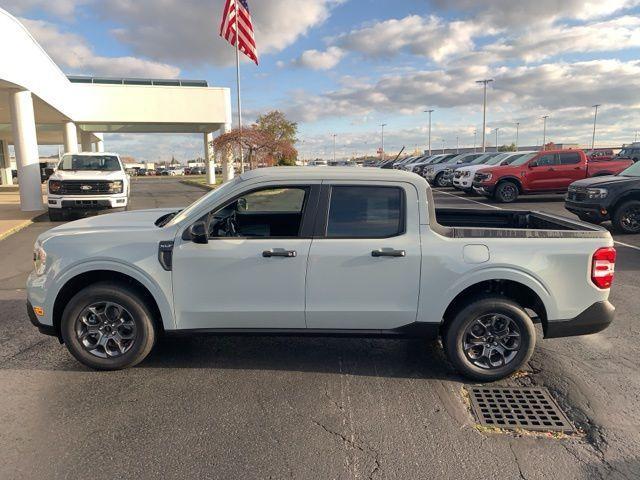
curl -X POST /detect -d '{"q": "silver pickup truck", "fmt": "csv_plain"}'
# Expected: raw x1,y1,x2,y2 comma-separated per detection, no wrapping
27,168,616,381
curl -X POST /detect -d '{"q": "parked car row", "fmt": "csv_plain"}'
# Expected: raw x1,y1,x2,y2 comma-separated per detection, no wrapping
376,147,639,233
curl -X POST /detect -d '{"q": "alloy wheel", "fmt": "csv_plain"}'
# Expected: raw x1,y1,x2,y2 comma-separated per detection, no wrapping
620,205,640,232
75,302,137,359
462,314,522,369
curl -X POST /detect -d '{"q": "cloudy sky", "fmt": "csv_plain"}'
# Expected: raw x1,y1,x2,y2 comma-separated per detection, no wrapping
4,0,640,161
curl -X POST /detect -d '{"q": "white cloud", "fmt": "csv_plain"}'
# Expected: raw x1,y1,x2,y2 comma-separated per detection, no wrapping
293,46,345,70
487,16,640,63
336,15,489,63
1,0,89,19
431,0,640,25
97,0,341,67
22,18,181,78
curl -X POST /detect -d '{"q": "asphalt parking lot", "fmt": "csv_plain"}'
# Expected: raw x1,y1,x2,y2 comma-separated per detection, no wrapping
1,177,638,479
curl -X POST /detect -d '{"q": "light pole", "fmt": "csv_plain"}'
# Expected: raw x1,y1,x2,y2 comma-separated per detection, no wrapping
424,109,434,155
515,122,520,151
476,79,494,153
332,134,337,162
441,139,445,154
541,115,549,150
473,129,477,153
380,124,387,161
591,104,601,151
494,128,500,152
456,135,459,154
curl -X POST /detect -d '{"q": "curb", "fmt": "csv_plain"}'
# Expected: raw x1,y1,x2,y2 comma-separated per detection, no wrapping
180,179,216,191
0,212,46,242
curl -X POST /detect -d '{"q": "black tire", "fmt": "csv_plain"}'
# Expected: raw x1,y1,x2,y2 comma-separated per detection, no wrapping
443,296,536,382
60,282,157,370
435,172,448,188
612,200,640,234
48,209,65,222
494,181,519,203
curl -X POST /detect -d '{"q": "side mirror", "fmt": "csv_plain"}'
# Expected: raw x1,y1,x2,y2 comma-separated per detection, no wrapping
456,160,463,164
237,197,248,211
528,161,538,168
188,221,209,244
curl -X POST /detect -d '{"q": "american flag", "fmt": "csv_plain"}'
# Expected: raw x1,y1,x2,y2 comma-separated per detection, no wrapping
220,0,259,65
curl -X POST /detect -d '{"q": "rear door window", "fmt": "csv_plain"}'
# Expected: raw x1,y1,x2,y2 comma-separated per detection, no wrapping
326,186,404,238
559,152,581,165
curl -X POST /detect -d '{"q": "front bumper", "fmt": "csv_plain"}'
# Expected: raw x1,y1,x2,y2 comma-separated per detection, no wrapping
545,301,614,339
27,300,58,337
453,176,473,189
48,194,128,210
472,183,495,196
565,199,610,222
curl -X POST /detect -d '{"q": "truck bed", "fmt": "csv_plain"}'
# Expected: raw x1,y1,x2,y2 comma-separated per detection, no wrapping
434,208,610,239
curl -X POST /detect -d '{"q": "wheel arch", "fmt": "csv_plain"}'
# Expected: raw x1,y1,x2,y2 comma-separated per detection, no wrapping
51,263,174,338
611,191,640,212
439,276,551,336
495,176,523,192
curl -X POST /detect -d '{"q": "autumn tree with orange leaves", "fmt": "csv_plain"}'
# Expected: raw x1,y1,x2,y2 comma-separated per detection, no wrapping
212,111,298,169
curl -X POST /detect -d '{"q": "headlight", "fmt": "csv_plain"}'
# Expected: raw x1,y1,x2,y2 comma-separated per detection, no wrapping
48,180,61,194
586,188,608,199
108,181,124,194
463,171,471,177
425,168,434,175
33,241,47,276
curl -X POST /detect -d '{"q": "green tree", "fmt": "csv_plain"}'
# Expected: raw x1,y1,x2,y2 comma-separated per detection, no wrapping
256,110,298,144
498,143,517,152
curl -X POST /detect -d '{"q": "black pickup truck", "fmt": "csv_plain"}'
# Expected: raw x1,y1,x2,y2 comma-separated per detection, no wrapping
565,162,640,233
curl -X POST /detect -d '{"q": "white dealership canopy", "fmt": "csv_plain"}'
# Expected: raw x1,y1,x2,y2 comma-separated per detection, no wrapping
0,8,232,211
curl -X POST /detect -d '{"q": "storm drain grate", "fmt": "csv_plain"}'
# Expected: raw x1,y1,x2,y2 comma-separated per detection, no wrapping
468,387,575,433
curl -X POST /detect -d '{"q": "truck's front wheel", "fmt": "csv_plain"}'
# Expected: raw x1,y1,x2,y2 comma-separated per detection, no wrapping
61,282,157,370
443,296,536,382
48,209,64,222
612,200,640,234
494,181,519,203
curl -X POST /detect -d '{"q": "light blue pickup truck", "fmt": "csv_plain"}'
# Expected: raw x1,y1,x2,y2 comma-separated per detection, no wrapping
27,168,616,381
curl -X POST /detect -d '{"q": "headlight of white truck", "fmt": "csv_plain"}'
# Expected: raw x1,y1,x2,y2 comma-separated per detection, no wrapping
586,188,608,199
33,240,47,276
462,171,471,177
108,181,124,194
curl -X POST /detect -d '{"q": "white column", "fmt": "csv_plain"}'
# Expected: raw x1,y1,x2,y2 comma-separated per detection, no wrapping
204,132,216,185
63,121,78,154
80,132,93,152
94,133,105,153
0,140,13,186
220,123,234,183
9,90,43,212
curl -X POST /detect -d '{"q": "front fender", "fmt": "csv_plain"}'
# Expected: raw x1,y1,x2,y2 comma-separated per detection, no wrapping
42,259,175,331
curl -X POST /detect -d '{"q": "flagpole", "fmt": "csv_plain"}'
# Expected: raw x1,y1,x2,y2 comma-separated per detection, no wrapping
234,1,245,173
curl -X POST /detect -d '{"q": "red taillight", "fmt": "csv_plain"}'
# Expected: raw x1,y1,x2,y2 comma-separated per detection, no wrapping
591,247,616,289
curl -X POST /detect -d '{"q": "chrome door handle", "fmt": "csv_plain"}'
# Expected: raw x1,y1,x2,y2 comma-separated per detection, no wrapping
263,249,297,258
372,249,406,258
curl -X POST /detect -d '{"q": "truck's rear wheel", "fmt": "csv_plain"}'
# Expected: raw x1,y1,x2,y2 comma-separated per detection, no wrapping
612,200,640,234
61,282,156,370
443,296,536,382
494,181,519,203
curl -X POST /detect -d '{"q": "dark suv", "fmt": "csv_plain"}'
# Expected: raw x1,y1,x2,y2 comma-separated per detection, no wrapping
565,161,640,233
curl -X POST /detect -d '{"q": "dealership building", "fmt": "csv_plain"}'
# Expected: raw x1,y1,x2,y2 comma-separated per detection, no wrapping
0,7,232,211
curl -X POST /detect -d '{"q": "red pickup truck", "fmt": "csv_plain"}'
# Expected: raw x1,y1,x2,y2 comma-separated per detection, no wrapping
472,149,633,203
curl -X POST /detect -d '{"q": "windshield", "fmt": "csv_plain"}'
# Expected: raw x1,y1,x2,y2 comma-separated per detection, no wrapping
485,153,515,165
468,153,497,165
509,153,538,166
620,162,640,177
166,177,242,227
58,155,121,171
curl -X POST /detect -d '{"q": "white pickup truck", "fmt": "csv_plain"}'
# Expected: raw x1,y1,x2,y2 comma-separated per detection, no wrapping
47,152,130,221
27,168,616,381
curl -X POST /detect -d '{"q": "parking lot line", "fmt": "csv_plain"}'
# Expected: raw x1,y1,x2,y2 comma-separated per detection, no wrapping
434,189,640,252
